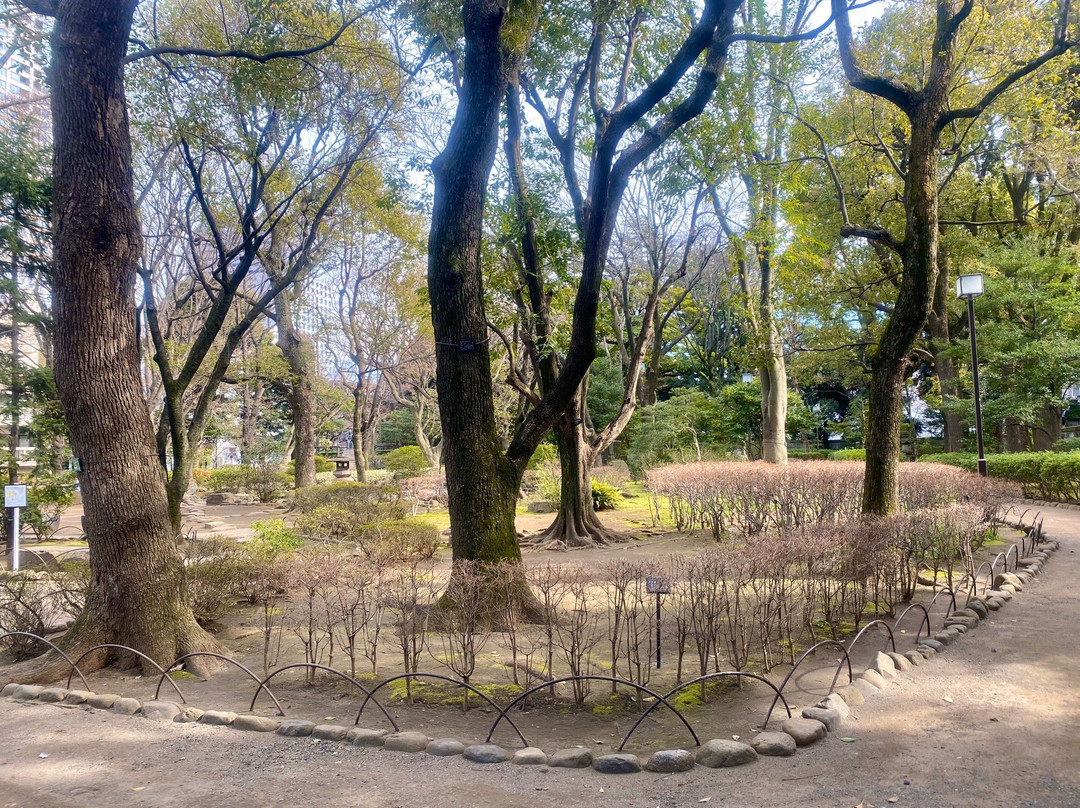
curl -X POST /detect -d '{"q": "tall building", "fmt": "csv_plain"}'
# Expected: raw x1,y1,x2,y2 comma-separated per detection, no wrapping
0,14,47,100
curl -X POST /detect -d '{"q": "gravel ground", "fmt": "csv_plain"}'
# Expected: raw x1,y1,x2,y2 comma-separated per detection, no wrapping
1,505,1078,808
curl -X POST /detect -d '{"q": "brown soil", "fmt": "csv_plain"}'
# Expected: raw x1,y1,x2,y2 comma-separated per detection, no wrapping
3,505,1078,806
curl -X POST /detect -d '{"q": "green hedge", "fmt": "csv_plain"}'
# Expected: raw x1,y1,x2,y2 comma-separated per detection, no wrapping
918,451,1080,503
788,450,831,461
829,448,866,461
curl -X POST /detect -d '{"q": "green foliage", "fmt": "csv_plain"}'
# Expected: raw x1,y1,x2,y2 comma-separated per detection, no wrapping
918,451,1080,503
21,472,77,539
291,481,406,521
207,464,288,500
250,519,303,556
590,479,621,511
293,503,440,563
788,450,831,461
830,449,866,461
384,445,429,477
378,408,418,448
1053,438,1080,453
527,442,557,470
285,455,335,475
534,461,562,504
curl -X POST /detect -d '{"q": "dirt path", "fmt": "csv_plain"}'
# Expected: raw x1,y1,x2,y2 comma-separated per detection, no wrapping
1,505,1078,808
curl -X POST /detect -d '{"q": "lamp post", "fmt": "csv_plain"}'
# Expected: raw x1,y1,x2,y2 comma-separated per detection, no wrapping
956,274,987,477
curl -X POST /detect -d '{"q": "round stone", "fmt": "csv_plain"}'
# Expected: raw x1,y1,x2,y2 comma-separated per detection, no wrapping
63,690,93,705
801,706,843,732
140,701,182,721
383,731,431,753
861,669,888,690
780,717,827,747
886,651,912,672
36,687,69,703
232,715,280,732
751,732,796,756
985,598,1003,611
111,698,141,716
644,749,696,773
834,684,865,707
851,678,880,699
872,651,897,680
512,747,549,765
311,724,349,741
903,651,922,666
593,753,642,773
199,710,237,726
347,728,388,747
919,638,944,652
816,694,850,719
426,738,466,756
695,739,757,768
0,683,20,698
276,719,315,737
549,748,593,768
173,707,205,723
463,744,510,764
11,685,44,702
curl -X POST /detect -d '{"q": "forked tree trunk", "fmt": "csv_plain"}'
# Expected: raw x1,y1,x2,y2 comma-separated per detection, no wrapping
7,0,221,683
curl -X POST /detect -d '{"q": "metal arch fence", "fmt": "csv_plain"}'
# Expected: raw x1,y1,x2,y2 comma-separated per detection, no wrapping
354,673,528,746
2,510,1048,751
249,663,398,730
485,675,700,749
154,653,286,716
65,644,187,703
0,631,91,691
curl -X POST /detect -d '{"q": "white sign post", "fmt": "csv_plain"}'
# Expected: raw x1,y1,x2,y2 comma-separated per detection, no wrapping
5,484,27,572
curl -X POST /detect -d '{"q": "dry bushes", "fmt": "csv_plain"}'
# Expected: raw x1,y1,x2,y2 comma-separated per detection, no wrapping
647,460,1000,537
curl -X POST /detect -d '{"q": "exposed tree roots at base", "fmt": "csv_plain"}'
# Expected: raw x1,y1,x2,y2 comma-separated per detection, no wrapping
521,510,633,552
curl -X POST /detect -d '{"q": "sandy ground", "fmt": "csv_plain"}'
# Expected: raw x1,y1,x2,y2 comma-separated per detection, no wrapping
1,505,1078,807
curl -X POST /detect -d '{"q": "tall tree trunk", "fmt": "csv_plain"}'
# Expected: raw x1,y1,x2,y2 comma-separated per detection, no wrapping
1034,402,1062,451
927,251,963,452
428,0,526,567
760,327,788,463
13,0,220,683
276,294,316,489
352,388,367,483
862,110,939,515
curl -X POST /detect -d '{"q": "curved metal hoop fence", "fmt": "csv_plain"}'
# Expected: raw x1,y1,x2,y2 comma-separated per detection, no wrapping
154,653,286,716
484,675,699,750
623,671,792,751
65,644,187,703
0,631,91,691
354,673,527,745
250,663,397,730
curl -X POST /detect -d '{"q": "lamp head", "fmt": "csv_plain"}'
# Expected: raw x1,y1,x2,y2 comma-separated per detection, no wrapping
956,273,984,300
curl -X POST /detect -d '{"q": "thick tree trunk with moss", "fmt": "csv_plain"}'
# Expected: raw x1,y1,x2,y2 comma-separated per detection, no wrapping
428,0,526,566
5,0,222,684
862,111,939,515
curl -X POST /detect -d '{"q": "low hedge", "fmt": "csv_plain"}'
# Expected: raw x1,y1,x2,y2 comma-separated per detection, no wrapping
918,450,1080,503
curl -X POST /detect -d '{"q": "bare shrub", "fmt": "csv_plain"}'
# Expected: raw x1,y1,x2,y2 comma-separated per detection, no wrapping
525,562,568,690
433,561,490,709
553,569,602,706
386,560,438,704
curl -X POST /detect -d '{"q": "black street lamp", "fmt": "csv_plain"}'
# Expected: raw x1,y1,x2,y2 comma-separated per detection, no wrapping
956,274,987,476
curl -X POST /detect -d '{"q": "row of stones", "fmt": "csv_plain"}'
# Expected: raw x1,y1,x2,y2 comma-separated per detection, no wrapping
0,679,842,774
1,539,1057,776
830,540,1058,710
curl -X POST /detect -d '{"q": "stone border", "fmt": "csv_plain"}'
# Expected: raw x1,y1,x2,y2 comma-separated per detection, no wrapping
1,536,1060,776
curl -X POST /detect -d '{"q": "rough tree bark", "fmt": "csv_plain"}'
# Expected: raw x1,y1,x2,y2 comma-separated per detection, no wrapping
3,0,221,683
